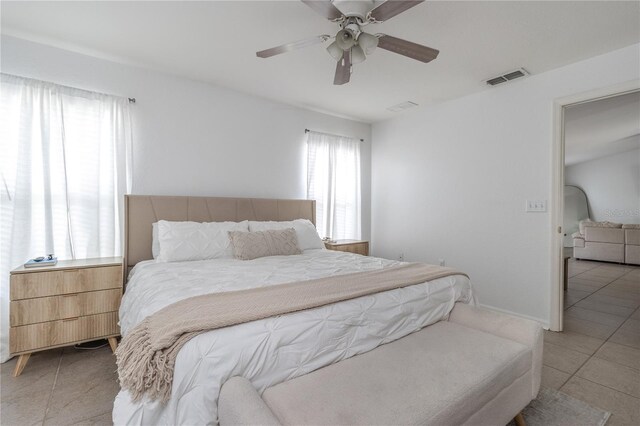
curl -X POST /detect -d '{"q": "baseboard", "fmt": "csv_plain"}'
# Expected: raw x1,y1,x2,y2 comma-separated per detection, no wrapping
478,303,550,329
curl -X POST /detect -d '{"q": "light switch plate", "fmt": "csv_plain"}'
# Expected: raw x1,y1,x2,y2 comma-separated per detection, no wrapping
526,200,547,212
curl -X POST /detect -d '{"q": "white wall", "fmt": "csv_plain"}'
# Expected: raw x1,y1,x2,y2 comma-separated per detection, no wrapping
566,146,640,225
372,43,640,325
0,35,372,239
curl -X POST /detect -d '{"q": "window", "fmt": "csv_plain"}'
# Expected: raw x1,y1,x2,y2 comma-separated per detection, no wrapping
306,130,361,239
0,74,132,362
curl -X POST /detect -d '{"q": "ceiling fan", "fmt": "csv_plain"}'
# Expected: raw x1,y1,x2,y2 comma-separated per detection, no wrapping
256,0,439,85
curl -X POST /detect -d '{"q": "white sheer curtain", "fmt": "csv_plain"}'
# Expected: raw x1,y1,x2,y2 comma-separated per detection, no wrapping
306,130,361,240
0,74,132,362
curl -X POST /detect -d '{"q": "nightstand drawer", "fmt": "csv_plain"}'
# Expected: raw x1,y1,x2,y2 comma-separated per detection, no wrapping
10,265,122,300
9,311,119,354
331,244,368,255
325,241,369,256
10,289,122,326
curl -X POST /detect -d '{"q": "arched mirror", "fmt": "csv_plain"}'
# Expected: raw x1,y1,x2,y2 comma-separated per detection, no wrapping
564,185,590,247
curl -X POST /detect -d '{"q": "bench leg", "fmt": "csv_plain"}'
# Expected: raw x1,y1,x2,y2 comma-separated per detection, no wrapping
514,412,526,426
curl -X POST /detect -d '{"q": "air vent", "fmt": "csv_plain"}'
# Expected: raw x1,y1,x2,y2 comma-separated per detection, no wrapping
387,101,418,112
487,76,507,86
485,68,529,86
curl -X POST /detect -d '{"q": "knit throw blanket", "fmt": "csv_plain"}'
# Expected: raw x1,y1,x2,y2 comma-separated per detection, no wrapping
116,263,468,403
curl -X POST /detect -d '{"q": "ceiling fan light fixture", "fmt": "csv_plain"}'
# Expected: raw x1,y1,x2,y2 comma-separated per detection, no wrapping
326,41,344,61
357,32,379,54
258,1,436,86
351,45,366,64
335,29,356,50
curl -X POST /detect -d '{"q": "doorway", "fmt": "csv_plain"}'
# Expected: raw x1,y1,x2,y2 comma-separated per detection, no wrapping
550,82,640,332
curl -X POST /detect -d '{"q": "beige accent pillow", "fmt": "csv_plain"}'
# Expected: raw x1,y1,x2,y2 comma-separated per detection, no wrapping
228,228,302,260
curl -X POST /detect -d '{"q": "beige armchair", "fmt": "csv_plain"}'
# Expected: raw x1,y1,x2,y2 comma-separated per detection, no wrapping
625,225,640,265
573,222,624,263
573,221,640,264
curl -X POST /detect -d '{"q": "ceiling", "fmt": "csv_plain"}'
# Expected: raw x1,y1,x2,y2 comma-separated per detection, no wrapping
565,91,640,166
2,1,639,122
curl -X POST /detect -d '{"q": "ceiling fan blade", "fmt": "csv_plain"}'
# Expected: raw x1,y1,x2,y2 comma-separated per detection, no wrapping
368,0,424,22
376,34,439,63
257,35,330,58
333,50,352,85
301,0,344,21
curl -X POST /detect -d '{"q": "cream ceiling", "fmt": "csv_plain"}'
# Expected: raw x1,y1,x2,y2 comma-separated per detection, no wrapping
2,1,639,122
565,91,640,166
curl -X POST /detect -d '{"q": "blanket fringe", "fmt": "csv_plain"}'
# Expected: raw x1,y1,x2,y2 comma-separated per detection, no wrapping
116,319,174,403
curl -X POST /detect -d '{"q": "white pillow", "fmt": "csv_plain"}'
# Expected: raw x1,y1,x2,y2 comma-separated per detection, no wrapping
156,220,249,262
248,219,324,251
152,222,160,259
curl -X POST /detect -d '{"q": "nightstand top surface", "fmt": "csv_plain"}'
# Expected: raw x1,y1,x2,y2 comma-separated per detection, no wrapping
11,257,123,274
324,239,369,246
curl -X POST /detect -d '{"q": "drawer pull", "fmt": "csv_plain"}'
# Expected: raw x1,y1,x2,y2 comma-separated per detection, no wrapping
62,317,79,322
62,294,78,297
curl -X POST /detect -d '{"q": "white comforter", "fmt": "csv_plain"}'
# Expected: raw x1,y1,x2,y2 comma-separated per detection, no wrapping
113,250,473,425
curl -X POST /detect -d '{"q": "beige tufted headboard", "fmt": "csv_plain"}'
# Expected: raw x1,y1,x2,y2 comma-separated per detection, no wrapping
124,195,316,281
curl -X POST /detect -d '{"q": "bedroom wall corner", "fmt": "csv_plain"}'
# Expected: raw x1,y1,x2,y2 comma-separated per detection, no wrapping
370,43,640,325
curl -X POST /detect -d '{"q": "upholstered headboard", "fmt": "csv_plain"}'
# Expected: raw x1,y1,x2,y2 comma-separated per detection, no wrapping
124,195,316,279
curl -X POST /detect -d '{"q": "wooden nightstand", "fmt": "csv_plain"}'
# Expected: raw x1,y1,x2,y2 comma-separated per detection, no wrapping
9,257,123,377
324,240,369,256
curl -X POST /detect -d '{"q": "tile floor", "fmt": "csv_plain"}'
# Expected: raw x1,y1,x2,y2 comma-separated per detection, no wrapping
543,258,640,426
1,259,639,425
1,345,117,425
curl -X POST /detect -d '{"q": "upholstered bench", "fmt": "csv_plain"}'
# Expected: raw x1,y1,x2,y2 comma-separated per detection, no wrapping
219,303,542,426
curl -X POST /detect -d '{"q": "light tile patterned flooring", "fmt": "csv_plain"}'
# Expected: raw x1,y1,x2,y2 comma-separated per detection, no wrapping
543,258,640,426
1,345,117,425
1,259,639,425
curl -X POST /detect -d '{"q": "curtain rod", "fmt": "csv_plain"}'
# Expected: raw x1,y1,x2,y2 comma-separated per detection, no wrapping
1,73,136,105
305,128,364,142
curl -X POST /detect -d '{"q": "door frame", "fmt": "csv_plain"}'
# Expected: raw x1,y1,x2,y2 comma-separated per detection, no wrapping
550,79,640,331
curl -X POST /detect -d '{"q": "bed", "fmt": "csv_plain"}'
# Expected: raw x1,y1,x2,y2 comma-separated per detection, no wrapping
113,195,474,425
